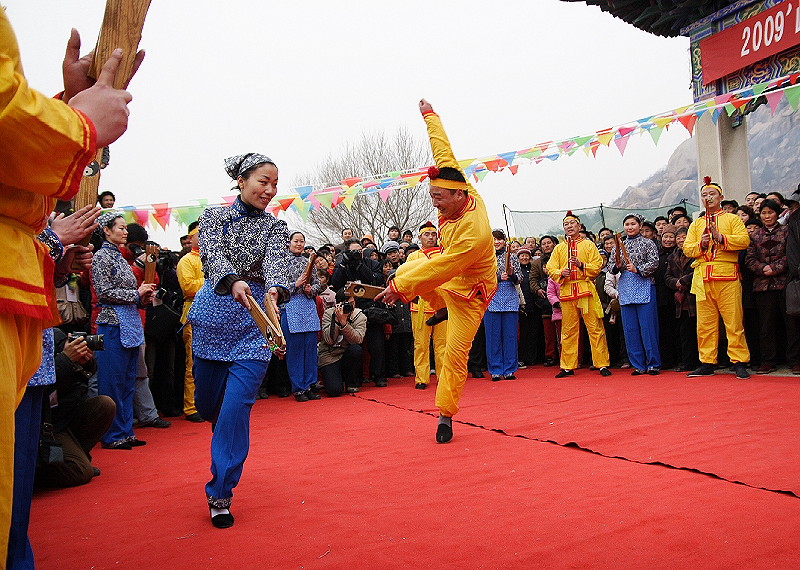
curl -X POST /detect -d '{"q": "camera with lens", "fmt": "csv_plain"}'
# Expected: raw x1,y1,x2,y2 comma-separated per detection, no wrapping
67,332,105,351
338,301,354,315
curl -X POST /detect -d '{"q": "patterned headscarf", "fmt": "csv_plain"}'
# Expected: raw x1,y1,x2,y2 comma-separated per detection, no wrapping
623,212,644,225
224,153,276,180
95,210,124,237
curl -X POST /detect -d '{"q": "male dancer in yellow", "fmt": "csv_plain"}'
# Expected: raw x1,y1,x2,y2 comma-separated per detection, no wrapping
377,99,497,443
683,177,751,378
546,212,612,378
176,222,205,422
1,15,139,564
407,221,448,390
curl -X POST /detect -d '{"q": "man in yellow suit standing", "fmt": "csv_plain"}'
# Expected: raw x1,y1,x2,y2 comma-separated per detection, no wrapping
683,177,751,379
177,222,205,422
377,99,497,444
1,12,139,566
407,221,448,391
546,212,612,378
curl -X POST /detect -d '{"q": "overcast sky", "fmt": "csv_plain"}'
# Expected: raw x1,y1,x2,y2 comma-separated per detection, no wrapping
10,0,693,246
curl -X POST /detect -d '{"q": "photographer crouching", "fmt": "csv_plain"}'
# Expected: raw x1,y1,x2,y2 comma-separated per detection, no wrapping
318,289,367,396
36,329,115,488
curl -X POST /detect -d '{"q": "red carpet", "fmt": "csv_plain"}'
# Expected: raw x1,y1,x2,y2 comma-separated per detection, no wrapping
30,367,800,569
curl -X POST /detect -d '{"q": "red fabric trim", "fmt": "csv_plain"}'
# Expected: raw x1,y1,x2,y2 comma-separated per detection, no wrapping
59,109,98,200
0,298,52,320
421,246,442,258
0,276,47,295
438,194,476,227
389,280,412,304
422,111,437,117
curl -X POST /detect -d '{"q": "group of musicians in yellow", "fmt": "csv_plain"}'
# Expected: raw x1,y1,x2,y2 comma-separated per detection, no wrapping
2,2,755,558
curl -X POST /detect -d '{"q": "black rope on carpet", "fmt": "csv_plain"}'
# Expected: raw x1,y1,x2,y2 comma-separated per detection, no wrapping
351,393,800,500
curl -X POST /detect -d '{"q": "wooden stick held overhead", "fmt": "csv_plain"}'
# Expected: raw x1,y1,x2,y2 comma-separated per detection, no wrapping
74,0,151,213
144,243,159,284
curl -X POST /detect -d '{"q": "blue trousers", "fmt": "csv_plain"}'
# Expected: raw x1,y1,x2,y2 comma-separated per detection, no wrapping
621,293,661,372
96,325,138,444
8,386,44,570
484,311,519,377
282,312,319,393
193,357,268,507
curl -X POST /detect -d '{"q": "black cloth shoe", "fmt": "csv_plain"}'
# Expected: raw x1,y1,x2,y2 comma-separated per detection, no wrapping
425,308,448,326
139,417,171,428
504,374,517,380
210,508,235,529
306,390,322,400
687,363,716,377
554,369,574,378
647,368,660,376
631,369,646,376
491,374,502,381
294,391,309,402
374,379,388,387
599,367,612,377
92,466,101,477
415,383,428,390
101,441,132,450
734,363,751,379
436,422,453,444
470,370,485,379
126,437,147,447
186,413,205,423
346,386,360,393
544,358,556,367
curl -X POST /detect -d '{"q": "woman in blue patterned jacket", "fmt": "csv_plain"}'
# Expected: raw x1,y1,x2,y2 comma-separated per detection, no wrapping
284,231,323,401
485,229,522,381
607,214,661,375
188,153,291,529
92,211,156,449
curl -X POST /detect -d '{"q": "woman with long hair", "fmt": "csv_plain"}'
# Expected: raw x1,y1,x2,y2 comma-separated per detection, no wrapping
189,153,290,528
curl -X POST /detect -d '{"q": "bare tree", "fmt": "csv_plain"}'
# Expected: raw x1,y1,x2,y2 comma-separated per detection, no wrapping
292,128,435,246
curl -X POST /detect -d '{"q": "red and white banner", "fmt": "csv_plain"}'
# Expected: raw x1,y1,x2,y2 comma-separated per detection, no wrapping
701,0,800,84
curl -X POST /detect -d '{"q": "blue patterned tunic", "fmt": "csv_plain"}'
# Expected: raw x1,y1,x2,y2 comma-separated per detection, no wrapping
606,234,659,305
488,248,522,312
188,197,291,361
284,253,322,334
92,241,145,348
28,228,64,387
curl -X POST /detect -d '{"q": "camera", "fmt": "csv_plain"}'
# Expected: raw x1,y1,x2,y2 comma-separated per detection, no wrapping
68,332,105,351
338,302,354,315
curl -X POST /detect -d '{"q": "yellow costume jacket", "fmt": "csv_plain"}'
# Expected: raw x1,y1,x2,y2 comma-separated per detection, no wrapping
391,112,497,303
406,247,441,313
176,249,204,323
0,11,97,322
545,237,604,301
683,211,749,299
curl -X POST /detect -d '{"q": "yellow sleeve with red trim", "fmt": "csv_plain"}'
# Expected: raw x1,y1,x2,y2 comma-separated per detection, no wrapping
546,242,568,283
423,111,479,197
0,11,97,200
717,212,750,252
682,219,705,260
579,240,604,279
391,209,494,302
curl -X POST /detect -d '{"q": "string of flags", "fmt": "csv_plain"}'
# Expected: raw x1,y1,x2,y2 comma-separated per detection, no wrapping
118,72,800,231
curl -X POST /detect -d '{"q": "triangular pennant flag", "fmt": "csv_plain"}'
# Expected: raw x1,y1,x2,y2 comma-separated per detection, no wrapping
648,125,665,145
221,195,237,206
508,165,519,175
278,198,295,211
517,148,536,159
316,191,335,209
589,140,602,157
458,159,475,169
341,177,362,188
295,185,314,200
753,81,770,96
379,186,392,202
785,84,800,110
403,175,423,187
332,194,346,208
266,204,281,217
582,146,593,158
596,129,615,146
498,151,517,165
677,113,698,135
121,209,138,225
766,90,785,115
483,159,505,172
652,115,675,129
378,178,394,189
475,170,489,181
791,72,800,85
711,108,721,124
617,126,636,137
614,134,630,156
714,93,733,106
342,193,357,210
724,102,737,116
134,210,150,227
573,135,593,147
292,198,311,220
